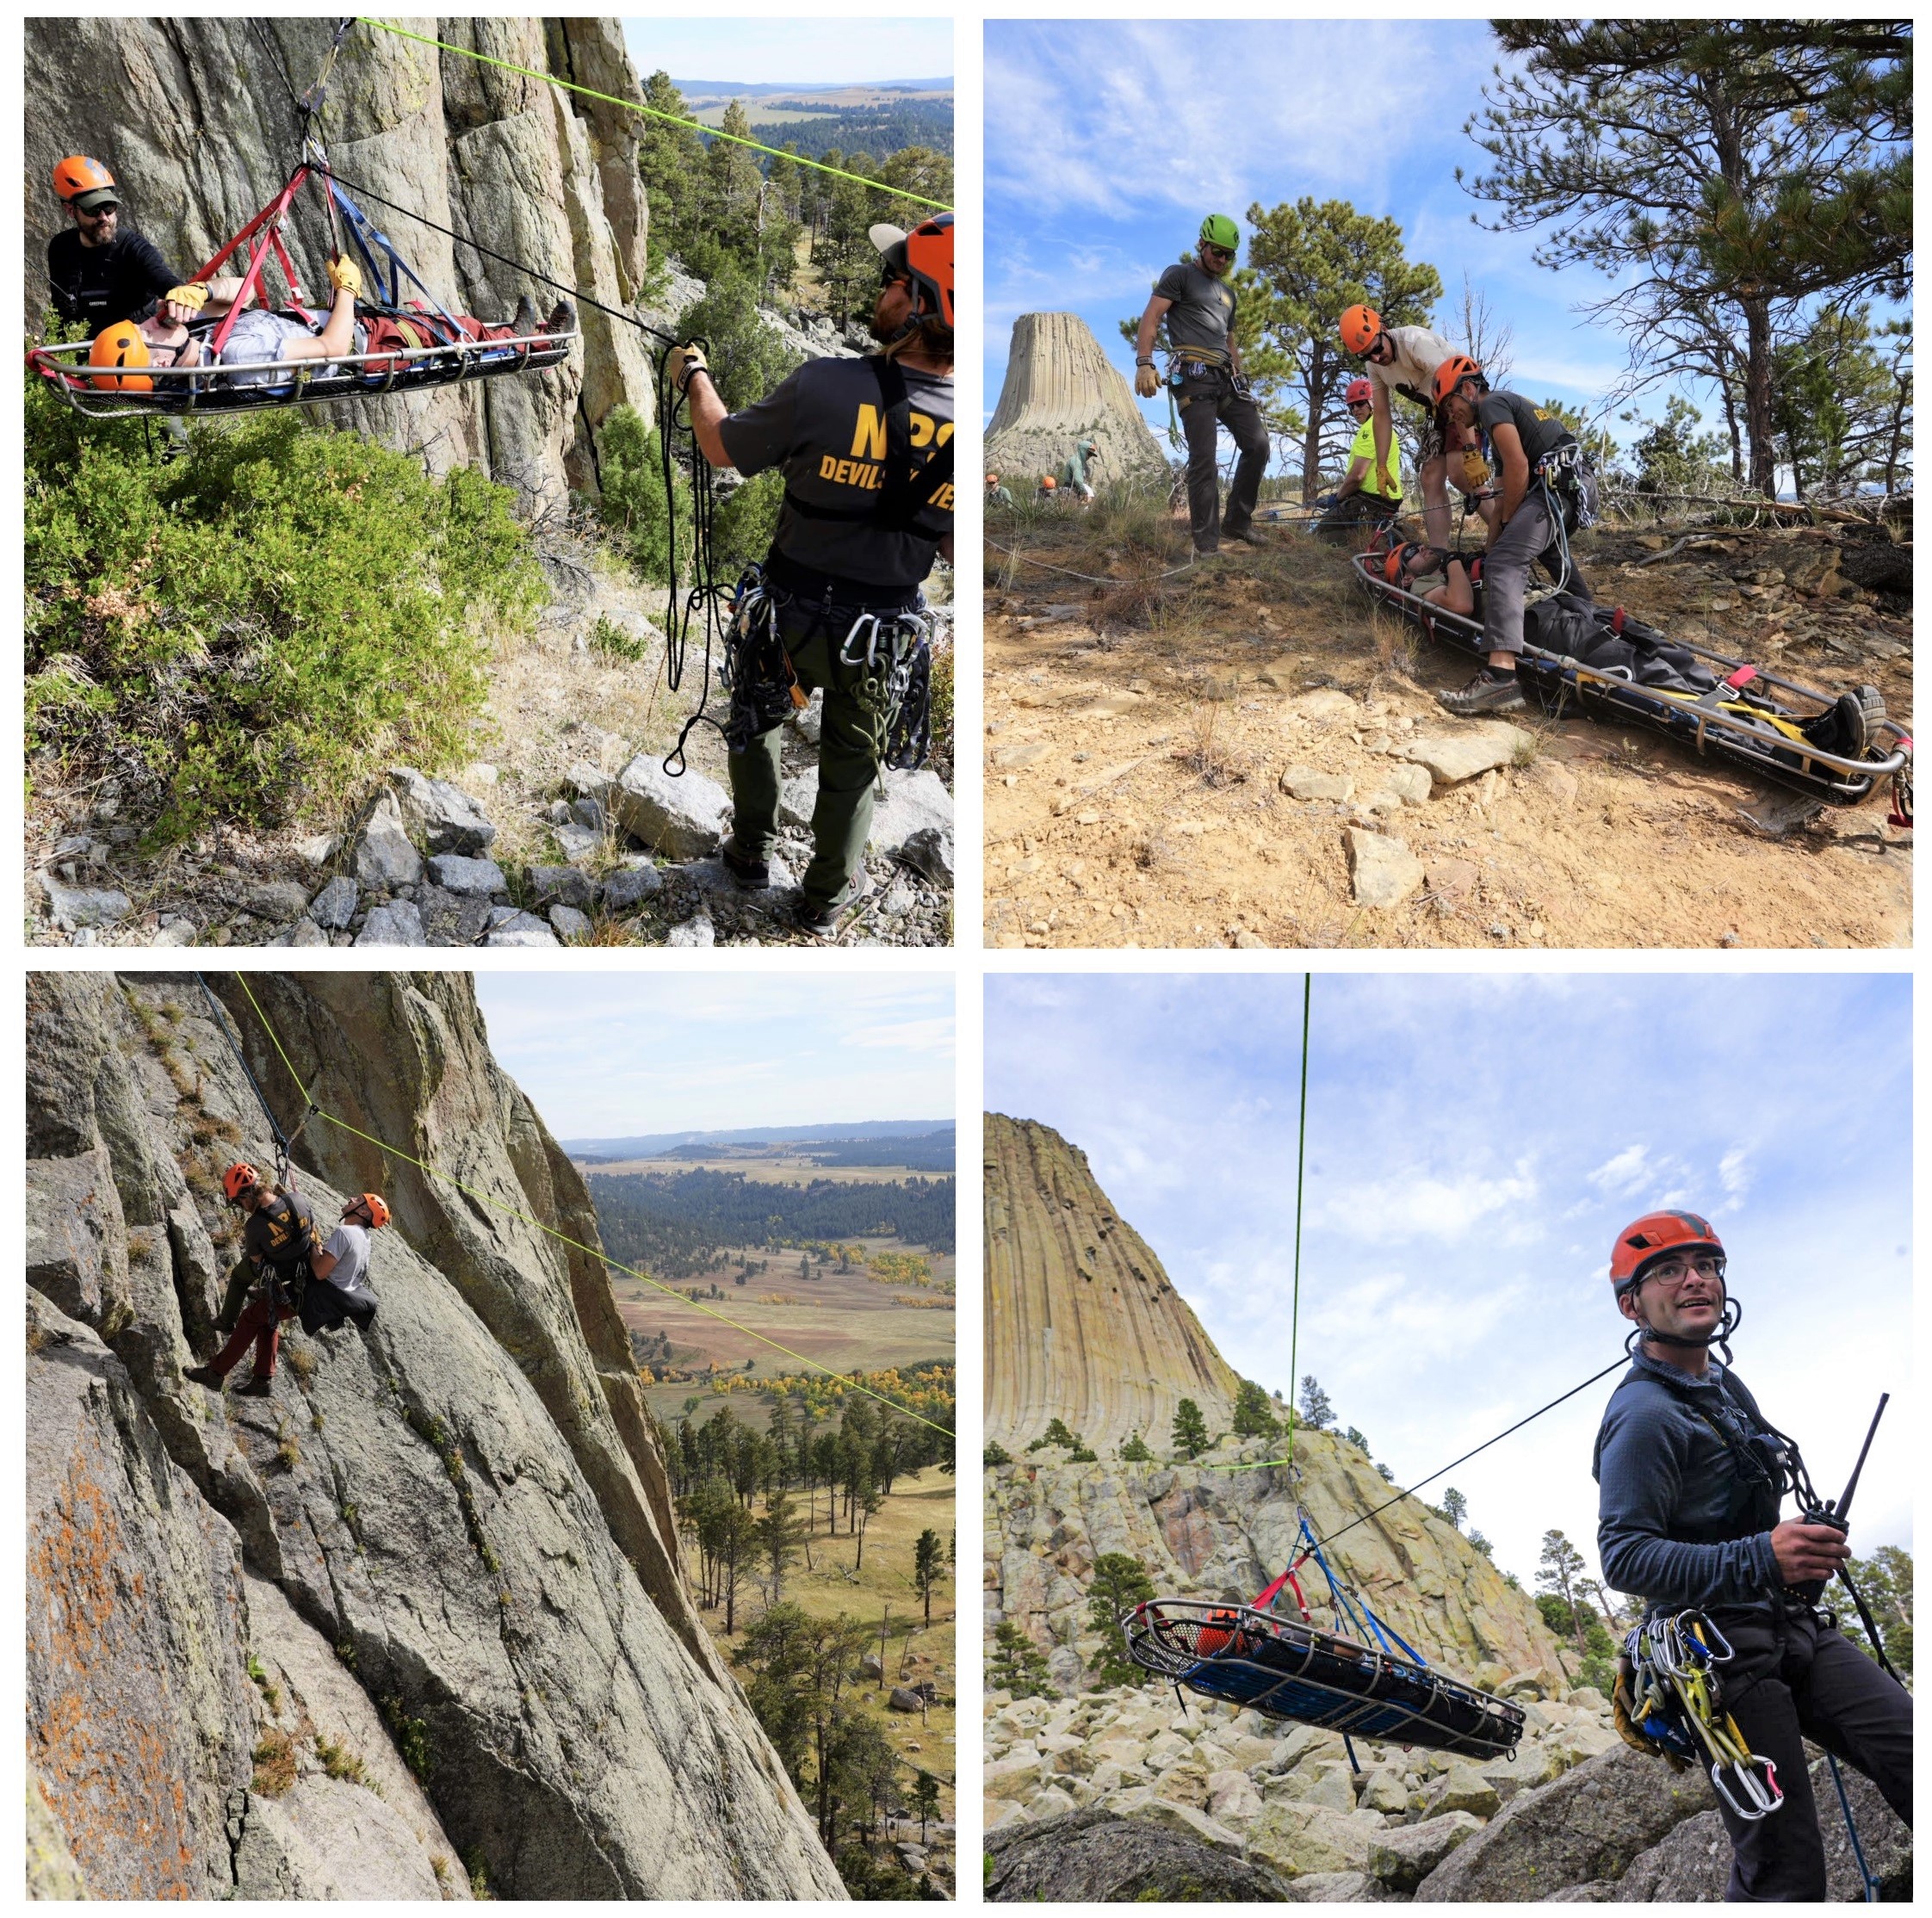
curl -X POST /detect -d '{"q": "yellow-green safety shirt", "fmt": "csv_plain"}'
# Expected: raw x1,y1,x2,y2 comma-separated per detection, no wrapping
1350,418,1403,503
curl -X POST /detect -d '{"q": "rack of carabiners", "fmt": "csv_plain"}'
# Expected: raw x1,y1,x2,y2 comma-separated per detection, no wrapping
1618,1611,1782,1820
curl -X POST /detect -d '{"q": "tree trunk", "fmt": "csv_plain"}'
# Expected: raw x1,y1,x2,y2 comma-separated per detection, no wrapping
1742,294,1778,496
1300,352,1324,503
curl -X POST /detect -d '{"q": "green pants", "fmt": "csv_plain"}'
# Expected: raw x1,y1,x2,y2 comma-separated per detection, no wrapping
219,1259,257,1336
728,607,890,906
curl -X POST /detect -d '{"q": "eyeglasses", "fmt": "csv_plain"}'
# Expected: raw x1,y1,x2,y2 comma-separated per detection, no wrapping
1639,1254,1725,1290
1201,244,1233,262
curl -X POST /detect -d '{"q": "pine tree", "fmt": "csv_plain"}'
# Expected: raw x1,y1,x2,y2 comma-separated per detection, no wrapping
988,1620,1055,1699
1118,1431,1154,1463
1085,1553,1156,1686
1171,1398,1209,1460
1297,1376,1334,1431
1232,1378,1282,1440
913,1527,944,1627
1440,1488,1469,1532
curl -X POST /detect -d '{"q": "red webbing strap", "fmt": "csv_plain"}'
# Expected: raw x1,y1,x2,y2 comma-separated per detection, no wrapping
1253,1555,1313,1620
199,168,312,356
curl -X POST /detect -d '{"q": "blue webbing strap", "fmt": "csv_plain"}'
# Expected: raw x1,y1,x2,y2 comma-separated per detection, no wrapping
1825,1750,1881,1903
325,176,461,331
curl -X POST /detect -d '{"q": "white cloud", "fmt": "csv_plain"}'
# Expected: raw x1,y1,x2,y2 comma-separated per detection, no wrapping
1717,1148,1753,1210
1586,1143,1683,1197
1316,1161,1539,1244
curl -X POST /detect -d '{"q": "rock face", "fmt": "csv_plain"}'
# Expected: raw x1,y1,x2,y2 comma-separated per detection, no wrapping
24,972,845,1900
24,18,655,508
988,1806,1293,1903
985,1113,1241,1452
987,312,1172,489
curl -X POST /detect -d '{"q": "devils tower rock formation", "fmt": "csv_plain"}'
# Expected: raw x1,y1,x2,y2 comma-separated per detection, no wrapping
986,312,1171,488
26,972,845,1900
986,1113,1239,1453
24,18,655,508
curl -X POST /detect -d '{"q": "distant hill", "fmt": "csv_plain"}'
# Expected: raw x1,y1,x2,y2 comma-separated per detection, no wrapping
675,78,953,160
565,1120,953,1158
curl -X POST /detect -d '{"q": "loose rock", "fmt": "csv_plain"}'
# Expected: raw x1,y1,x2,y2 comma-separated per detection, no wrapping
426,855,506,898
388,767,496,855
607,754,729,859
307,875,359,930
354,900,425,947
352,791,423,889
1346,828,1425,907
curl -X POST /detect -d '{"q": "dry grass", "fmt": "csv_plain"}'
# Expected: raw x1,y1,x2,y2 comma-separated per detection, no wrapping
252,1729,298,1797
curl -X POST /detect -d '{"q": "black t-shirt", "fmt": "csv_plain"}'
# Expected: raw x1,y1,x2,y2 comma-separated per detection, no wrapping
243,1192,315,1271
1476,389,1575,467
719,355,954,591
1154,260,1236,358
46,226,180,336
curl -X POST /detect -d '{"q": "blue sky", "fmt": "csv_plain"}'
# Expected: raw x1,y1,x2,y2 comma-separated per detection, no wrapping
477,973,953,1137
983,18,1902,462
985,974,1913,1593
623,18,952,88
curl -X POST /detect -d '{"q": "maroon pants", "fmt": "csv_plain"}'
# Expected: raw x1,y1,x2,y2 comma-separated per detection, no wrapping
209,1290,296,1382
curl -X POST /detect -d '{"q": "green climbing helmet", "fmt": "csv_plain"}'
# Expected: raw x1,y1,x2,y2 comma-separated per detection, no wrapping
1199,213,1240,256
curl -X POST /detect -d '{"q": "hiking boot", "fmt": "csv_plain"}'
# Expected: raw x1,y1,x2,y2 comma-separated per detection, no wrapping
511,294,543,337
544,299,577,336
1224,525,1269,548
1438,667,1526,716
791,871,874,940
236,1375,274,1398
183,1364,225,1392
720,840,770,889
1804,685,1886,758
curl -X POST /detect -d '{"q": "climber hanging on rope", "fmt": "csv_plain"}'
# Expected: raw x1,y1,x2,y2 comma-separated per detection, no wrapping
303,1191,387,1333
1134,215,1270,555
44,155,203,337
183,1163,323,1396
1594,1208,1912,1900
669,213,955,938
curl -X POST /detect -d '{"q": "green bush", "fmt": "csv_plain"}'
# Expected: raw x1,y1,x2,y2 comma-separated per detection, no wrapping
25,377,539,844
594,403,691,584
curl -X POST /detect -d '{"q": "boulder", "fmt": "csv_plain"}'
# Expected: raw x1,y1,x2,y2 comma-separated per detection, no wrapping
350,791,422,889
869,768,953,856
1401,723,1532,786
1368,1811,1483,1893
307,875,359,930
985,1806,1292,1903
888,1686,924,1713
548,906,592,942
40,873,132,932
353,900,425,947
1426,1761,1502,1819
602,864,663,912
607,754,728,859
388,768,498,856
1346,828,1425,907
1114,1793,1244,1854
898,824,955,887
1247,1802,1380,1878
528,864,597,910
1415,1745,1715,1901
484,913,561,948
426,854,507,897
1360,1768,1409,1816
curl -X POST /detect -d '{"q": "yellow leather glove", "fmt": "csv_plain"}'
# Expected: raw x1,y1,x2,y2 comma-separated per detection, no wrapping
1135,362,1160,399
1462,448,1492,491
668,342,709,393
326,256,363,299
164,283,208,313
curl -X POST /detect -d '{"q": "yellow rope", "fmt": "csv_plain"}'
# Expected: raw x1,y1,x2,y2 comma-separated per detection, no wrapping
355,19,952,211
228,974,953,1438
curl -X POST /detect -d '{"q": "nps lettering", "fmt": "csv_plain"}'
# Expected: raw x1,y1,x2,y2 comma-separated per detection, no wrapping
820,403,957,509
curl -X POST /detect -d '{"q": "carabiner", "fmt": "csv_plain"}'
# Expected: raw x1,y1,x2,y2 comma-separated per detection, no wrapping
1710,1756,1782,1821
840,611,884,669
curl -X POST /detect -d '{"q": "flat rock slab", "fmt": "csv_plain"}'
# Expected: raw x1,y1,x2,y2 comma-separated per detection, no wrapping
684,855,796,905
608,753,728,860
990,740,1052,772
666,916,715,948
1293,687,1359,721
1403,722,1533,785
1282,768,1354,802
1347,828,1425,908
1380,762,1434,804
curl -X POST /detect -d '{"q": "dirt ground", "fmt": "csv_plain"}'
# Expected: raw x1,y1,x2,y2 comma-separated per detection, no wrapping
984,515,1911,950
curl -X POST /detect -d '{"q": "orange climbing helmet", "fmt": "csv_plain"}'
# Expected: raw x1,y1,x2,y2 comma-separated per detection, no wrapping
53,155,118,209
222,1161,263,1203
89,321,152,392
1345,377,1373,406
1609,1210,1725,1295
1432,354,1485,410
348,1192,391,1228
1041,474,1057,490
1340,304,1383,355
872,213,954,331
986,473,1000,486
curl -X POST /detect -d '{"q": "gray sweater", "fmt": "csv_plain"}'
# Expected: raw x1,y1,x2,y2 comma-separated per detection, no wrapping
1593,1350,1785,1613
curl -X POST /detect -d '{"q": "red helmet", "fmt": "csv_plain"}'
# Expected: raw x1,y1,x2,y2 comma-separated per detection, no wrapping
1340,305,1383,355
222,1161,263,1203
1432,354,1484,410
53,155,117,207
88,321,152,393
873,214,953,331
1345,377,1373,406
349,1192,390,1228
1610,1210,1725,1294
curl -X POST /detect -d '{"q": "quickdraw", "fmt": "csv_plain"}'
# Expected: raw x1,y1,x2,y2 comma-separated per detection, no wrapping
1620,1611,1782,1820
839,605,937,772
718,567,802,755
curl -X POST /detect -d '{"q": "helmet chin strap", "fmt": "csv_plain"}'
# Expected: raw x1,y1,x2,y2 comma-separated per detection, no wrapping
1625,1288,1743,1367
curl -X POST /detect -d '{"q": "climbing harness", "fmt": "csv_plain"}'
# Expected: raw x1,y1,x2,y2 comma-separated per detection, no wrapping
220,973,953,1439
1619,1612,1782,1819
839,605,938,771
1351,548,1911,807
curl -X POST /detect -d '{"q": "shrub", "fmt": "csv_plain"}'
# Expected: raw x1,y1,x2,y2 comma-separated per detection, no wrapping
593,404,690,584
25,381,540,845
251,1729,298,1797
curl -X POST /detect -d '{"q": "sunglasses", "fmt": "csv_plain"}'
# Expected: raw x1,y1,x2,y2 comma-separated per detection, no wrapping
1201,244,1233,262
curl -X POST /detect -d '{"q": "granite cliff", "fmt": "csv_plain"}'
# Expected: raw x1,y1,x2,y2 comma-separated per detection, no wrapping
986,312,1171,490
24,17,655,508
26,971,845,1899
